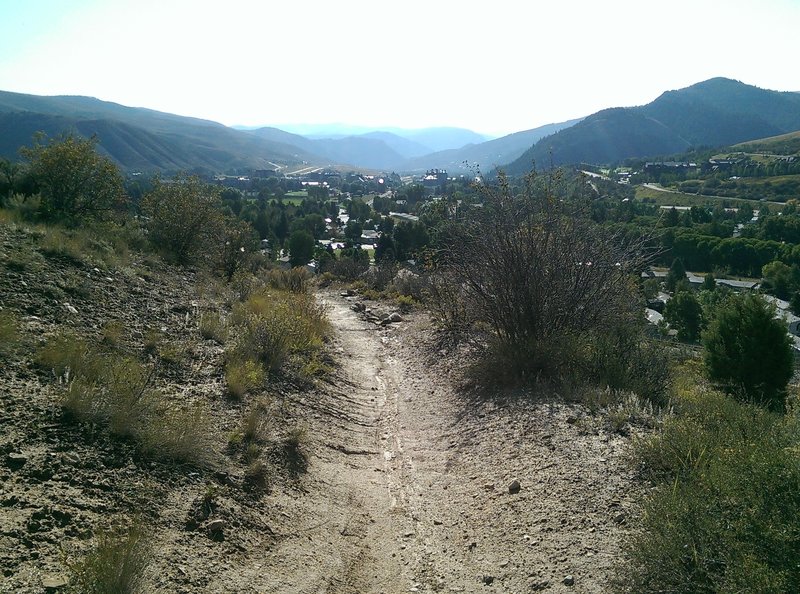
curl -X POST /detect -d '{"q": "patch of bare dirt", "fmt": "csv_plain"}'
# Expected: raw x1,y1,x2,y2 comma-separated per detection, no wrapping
247,291,642,593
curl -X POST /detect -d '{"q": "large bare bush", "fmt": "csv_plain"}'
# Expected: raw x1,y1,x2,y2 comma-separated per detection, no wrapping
440,171,653,380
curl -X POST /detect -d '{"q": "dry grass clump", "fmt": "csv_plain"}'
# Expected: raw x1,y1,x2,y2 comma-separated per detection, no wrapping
0,310,22,359
38,227,92,266
99,320,124,348
35,333,98,379
265,267,311,293
243,459,271,491
68,523,150,594
36,222,135,269
226,288,329,384
142,328,161,355
241,400,271,443
37,331,212,466
225,359,265,400
198,311,227,343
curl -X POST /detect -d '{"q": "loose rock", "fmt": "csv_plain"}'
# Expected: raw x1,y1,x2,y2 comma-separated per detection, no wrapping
42,575,69,590
508,479,521,494
6,452,28,469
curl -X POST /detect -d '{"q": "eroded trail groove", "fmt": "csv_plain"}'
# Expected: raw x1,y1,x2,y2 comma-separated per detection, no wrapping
254,292,639,593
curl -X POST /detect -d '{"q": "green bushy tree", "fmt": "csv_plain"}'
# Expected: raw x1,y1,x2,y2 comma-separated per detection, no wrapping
21,133,126,222
288,230,314,268
665,257,687,292
664,290,704,341
702,293,793,410
141,175,223,265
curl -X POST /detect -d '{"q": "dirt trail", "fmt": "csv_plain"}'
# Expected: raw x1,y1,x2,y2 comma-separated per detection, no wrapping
252,292,640,593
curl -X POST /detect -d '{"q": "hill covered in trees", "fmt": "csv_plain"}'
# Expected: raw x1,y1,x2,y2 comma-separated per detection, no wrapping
505,78,800,174
0,91,494,173
3,78,799,176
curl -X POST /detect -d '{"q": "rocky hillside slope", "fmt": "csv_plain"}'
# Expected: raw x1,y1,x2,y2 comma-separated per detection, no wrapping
1,219,644,593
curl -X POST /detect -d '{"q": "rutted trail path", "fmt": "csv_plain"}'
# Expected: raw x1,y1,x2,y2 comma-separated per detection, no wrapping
254,291,641,593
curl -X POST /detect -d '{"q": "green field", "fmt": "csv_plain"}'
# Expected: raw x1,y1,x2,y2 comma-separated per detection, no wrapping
734,130,800,155
634,185,782,209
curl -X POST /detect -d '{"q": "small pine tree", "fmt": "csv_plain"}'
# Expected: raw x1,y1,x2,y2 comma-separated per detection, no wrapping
701,273,716,292
288,230,314,268
702,293,794,410
790,292,800,316
665,258,687,292
664,291,704,342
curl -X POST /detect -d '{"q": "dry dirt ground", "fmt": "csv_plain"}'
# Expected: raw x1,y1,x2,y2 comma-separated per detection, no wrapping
259,292,642,594
1,222,641,593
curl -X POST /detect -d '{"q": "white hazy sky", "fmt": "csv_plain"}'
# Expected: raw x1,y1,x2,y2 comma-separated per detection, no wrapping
0,0,798,136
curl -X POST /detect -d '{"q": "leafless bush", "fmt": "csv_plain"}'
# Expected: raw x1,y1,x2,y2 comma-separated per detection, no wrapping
439,170,655,385
424,270,476,338
390,268,427,301
362,262,397,292
328,256,369,281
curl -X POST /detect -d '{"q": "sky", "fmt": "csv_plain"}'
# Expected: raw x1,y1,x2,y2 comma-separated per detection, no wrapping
0,0,798,137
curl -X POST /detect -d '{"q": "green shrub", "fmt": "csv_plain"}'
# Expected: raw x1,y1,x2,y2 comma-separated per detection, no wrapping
21,133,127,224
360,288,382,301
140,175,223,265
702,293,794,411
621,387,800,592
225,359,265,400
229,289,329,374
394,294,416,313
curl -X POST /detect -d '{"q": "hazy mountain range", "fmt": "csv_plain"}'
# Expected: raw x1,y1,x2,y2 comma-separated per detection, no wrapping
1,78,799,175
504,78,800,175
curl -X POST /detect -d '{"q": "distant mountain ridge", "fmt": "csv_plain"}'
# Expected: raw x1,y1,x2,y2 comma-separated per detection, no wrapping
0,91,317,171
0,90,495,172
505,78,800,175
402,118,583,173
2,78,797,175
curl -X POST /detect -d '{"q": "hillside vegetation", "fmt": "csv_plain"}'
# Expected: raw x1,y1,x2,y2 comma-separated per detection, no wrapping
506,78,800,173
